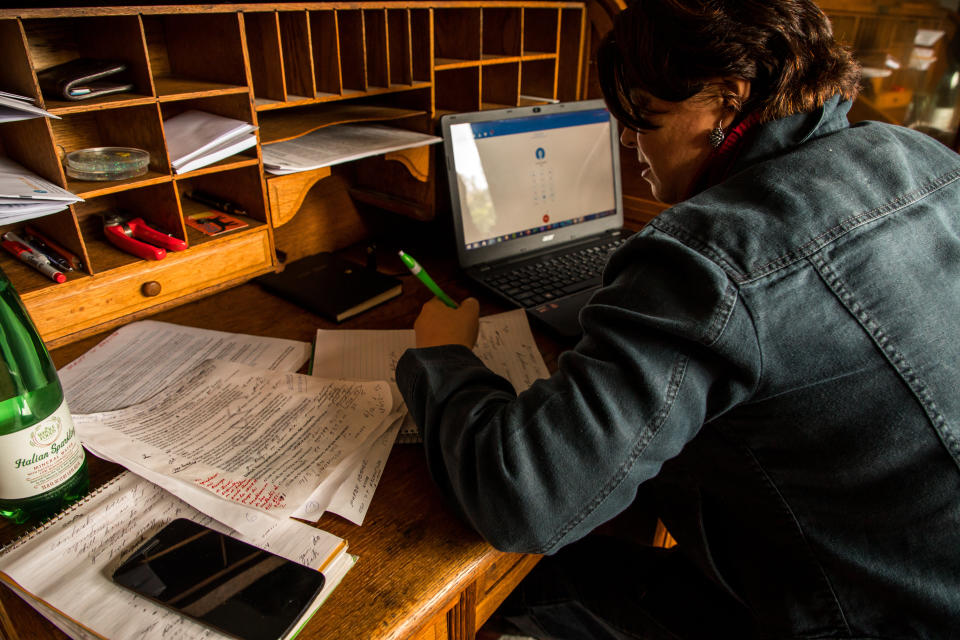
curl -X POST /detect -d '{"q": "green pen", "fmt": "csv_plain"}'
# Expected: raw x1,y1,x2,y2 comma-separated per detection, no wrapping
398,250,458,308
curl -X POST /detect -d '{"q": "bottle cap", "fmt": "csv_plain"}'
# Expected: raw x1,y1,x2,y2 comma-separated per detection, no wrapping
64,147,150,181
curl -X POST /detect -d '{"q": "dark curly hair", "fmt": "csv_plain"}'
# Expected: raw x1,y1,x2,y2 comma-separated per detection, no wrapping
598,0,862,130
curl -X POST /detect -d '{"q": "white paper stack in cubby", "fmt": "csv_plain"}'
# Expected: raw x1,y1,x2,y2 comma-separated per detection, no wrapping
163,109,257,174
262,123,441,175
0,156,82,223
0,90,58,123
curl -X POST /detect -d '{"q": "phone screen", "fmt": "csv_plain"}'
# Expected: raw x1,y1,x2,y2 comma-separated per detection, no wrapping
112,518,326,640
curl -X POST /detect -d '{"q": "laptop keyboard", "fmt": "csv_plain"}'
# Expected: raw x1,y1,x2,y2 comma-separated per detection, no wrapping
479,236,626,307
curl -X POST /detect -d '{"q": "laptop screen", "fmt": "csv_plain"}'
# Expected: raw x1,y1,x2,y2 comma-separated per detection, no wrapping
442,100,622,269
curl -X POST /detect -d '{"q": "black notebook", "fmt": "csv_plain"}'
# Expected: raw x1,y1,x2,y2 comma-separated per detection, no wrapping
257,252,402,322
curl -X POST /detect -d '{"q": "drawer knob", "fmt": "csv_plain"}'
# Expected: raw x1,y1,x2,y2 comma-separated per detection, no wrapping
141,281,162,297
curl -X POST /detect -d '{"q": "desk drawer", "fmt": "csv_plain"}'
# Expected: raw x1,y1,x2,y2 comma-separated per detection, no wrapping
475,553,541,626
23,229,273,345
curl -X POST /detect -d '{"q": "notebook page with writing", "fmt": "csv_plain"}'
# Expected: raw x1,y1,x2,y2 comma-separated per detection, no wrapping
311,309,550,442
0,471,348,640
7,550,356,640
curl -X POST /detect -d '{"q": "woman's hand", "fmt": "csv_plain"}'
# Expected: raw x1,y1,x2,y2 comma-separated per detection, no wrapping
413,297,480,349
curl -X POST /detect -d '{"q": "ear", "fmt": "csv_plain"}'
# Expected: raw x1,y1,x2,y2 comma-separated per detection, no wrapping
716,77,752,127
730,78,751,107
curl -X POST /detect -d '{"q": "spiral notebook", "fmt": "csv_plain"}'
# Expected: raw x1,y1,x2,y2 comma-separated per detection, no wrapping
0,471,353,640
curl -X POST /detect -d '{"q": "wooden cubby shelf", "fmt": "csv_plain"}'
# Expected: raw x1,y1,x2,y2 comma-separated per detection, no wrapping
0,1,587,347
258,103,428,144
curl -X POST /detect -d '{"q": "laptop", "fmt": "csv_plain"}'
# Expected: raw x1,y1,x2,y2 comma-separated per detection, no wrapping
441,99,629,339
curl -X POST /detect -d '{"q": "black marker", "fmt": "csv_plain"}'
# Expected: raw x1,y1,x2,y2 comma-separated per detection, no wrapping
19,229,73,271
184,190,247,217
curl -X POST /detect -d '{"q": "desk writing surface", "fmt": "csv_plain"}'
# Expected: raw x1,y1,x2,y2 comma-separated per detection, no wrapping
0,253,555,640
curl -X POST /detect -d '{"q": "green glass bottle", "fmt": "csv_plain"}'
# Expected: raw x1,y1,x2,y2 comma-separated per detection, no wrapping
0,268,87,524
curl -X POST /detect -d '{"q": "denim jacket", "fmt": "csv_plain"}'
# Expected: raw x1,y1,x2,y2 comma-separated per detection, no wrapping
397,96,960,638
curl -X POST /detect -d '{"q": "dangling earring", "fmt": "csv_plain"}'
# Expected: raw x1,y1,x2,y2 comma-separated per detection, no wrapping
709,120,726,149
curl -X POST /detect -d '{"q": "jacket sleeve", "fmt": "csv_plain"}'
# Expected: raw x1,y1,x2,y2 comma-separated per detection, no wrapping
395,230,761,554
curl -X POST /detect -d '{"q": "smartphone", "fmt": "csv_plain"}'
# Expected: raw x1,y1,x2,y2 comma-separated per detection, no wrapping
112,518,326,640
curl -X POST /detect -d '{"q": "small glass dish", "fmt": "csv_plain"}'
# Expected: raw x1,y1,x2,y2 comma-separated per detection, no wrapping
64,147,150,181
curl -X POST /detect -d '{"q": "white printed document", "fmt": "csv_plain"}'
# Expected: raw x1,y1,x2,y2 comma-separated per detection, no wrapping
73,361,399,526
0,92,59,123
163,109,257,172
59,320,312,413
262,123,441,175
0,156,81,202
62,319,403,531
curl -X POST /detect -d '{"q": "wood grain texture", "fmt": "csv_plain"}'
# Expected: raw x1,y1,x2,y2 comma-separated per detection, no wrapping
257,103,425,144
0,0,590,352
1,267,549,640
556,6,585,102
244,11,288,102
482,7,522,57
0,19,40,102
435,66,480,113
522,7,559,55
0,114,64,190
411,8,433,85
21,229,273,343
435,7,482,61
388,9,413,86
280,10,317,98
4,3,585,22
267,166,334,227
520,58,556,102
482,61,520,107
365,9,390,88
338,9,367,92
311,10,342,95
157,13,248,88
383,145,431,182
475,553,541,626
272,173,372,261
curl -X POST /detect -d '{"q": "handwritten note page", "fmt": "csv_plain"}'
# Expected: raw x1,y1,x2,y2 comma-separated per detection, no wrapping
312,309,550,440
60,320,312,413
313,308,548,391
293,412,404,525
73,361,397,524
0,472,350,640
9,551,355,640
77,446,288,538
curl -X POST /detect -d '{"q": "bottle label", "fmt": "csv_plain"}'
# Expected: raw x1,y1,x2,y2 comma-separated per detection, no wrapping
0,401,84,499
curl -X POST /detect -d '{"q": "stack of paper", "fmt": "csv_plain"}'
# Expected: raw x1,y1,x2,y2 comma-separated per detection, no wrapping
311,308,549,444
0,471,355,640
0,324,364,639
0,90,58,123
163,109,258,174
59,321,403,534
0,156,82,223
262,123,441,175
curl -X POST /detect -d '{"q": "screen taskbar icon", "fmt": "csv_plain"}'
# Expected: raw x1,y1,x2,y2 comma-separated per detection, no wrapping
464,210,617,251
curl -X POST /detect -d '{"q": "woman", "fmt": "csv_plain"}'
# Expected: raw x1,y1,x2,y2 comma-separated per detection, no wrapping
397,0,960,637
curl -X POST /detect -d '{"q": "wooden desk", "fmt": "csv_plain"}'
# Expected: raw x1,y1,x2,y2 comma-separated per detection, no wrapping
0,251,563,640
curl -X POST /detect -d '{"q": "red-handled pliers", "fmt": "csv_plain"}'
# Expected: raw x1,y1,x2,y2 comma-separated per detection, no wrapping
103,213,187,261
